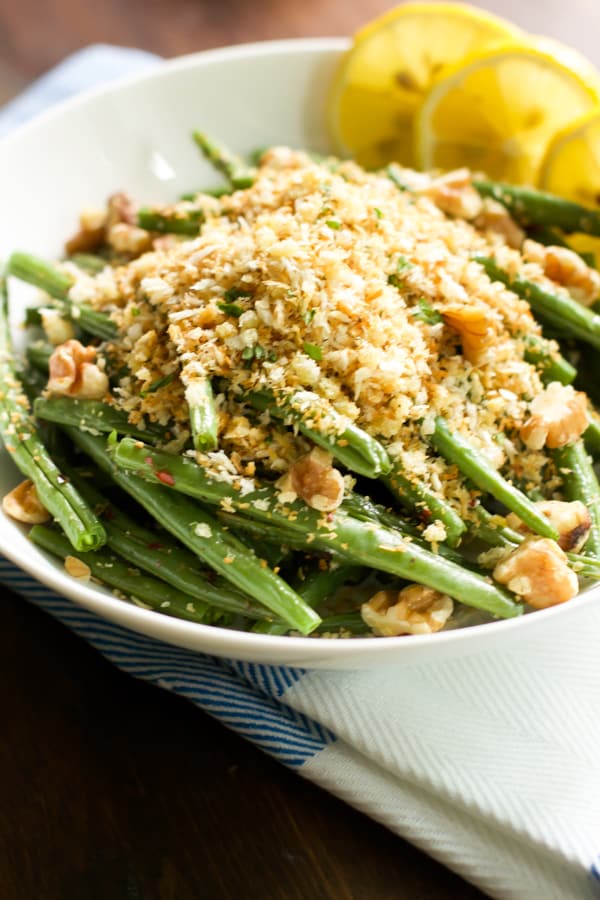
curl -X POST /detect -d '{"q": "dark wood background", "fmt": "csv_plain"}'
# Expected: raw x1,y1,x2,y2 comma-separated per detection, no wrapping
0,1,596,897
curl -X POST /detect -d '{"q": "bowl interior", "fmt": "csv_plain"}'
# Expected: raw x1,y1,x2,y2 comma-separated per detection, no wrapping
0,38,597,667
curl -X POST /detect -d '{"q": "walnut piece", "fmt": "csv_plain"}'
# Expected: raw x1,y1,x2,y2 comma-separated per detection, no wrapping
523,239,600,307
106,191,137,228
101,191,152,256
107,222,153,256
278,447,345,512
47,339,109,400
420,168,483,220
361,585,453,636
492,536,578,609
40,308,75,346
520,382,588,450
64,556,91,581
506,500,591,553
65,206,107,256
442,305,496,364
474,198,524,249
2,479,50,524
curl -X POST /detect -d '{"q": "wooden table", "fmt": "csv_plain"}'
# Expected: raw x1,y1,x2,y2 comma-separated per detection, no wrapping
0,1,596,897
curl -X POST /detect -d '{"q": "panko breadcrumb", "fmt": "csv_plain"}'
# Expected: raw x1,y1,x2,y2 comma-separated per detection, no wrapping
65,149,580,516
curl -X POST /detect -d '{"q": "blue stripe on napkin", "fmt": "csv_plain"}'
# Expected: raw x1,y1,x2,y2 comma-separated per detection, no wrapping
229,660,307,697
0,45,158,138
0,557,332,767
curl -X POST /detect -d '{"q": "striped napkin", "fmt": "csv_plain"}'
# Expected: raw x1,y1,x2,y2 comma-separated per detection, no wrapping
2,46,600,900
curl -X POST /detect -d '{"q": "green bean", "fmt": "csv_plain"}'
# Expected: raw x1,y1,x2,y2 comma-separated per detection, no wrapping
475,256,600,351
317,611,370,634
186,378,218,452
256,611,370,636
341,492,417,533
553,441,600,558
72,464,289,593
474,181,600,236
295,562,364,606
111,438,523,618
67,253,107,274
584,414,600,457
216,510,331,554
34,396,165,443
383,462,466,547
470,506,522,548
62,468,159,543
526,225,569,248
8,251,72,298
215,511,292,569
253,562,363,635
7,252,117,341
0,273,106,551
180,185,230,201
25,341,52,373
522,336,576,385
29,524,226,625
65,428,321,634
192,131,255,190
566,553,600,579
248,389,391,478
574,349,600,408
101,520,270,620
137,207,204,236
473,504,600,579
430,418,559,540
343,491,469,565
16,364,47,404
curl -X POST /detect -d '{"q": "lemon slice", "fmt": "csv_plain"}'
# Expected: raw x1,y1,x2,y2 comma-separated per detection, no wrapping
328,2,520,169
540,109,600,263
415,41,600,184
540,108,600,206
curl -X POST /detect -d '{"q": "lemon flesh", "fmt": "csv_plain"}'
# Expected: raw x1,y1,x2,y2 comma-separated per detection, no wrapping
329,2,519,169
540,110,600,263
416,42,600,184
541,109,600,206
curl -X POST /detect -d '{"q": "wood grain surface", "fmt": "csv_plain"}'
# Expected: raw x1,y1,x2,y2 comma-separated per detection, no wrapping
0,588,484,900
0,1,596,897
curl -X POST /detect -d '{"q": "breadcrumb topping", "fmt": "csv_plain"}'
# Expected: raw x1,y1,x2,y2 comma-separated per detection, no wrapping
66,149,577,511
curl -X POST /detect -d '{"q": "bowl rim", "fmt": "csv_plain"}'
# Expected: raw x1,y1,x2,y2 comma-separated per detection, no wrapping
1,35,598,662
0,37,350,154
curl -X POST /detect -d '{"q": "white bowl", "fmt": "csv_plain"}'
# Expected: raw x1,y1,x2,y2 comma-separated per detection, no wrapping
0,38,596,667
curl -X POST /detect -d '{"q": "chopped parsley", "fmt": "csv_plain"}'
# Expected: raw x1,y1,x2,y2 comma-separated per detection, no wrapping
373,207,383,220
218,286,252,317
217,301,243,317
387,255,414,289
411,298,442,325
386,165,409,191
242,344,277,364
303,342,323,361
395,255,413,272
223,286,251,303
303,309,316,325
326,219,341,230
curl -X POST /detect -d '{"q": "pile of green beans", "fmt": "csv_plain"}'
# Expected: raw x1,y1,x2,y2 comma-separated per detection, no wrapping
3,137,600,638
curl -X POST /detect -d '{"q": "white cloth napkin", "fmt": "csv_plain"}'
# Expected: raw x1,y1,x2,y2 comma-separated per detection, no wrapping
2,45,600,900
